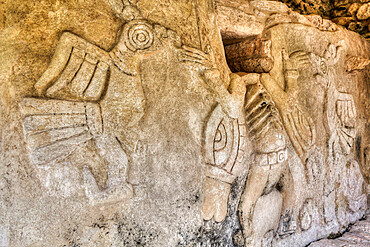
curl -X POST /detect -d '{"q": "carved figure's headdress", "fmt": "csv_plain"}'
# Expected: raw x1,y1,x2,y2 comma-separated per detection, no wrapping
108,0,142,21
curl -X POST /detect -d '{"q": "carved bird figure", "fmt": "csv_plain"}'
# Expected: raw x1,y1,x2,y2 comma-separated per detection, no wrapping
19,0,182,202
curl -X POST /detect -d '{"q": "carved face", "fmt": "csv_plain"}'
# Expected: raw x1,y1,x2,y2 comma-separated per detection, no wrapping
309,53,329,77
111,20,183,75
320,59,328,75
309,43,341,77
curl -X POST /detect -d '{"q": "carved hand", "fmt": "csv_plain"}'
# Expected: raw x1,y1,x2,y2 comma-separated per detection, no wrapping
202,177,231,222
178,45,249,118
261,50,310,106
336,93,356,128
178,45,230,94
283,49,310,72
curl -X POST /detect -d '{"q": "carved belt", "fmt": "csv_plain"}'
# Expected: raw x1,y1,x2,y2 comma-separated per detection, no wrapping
255,148,287,167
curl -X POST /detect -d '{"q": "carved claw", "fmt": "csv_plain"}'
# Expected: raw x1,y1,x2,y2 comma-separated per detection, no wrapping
177,45,214,72
277,210,297,237
202,176,231,222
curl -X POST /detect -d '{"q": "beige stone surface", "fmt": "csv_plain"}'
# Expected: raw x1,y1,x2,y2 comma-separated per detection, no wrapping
215,0,264,44
309,213,370,246
0,0,368,246
357,3,370,20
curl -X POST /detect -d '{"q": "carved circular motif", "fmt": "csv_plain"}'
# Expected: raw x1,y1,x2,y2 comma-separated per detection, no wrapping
320,60,328,75
124,20,154,51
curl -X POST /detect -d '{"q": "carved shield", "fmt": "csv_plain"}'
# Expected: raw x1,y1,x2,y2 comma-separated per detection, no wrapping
204,104,248,174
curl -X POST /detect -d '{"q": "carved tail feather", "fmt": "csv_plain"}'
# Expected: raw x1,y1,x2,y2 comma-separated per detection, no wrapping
19,98,103,166
44,47,110,101
34,32,111,101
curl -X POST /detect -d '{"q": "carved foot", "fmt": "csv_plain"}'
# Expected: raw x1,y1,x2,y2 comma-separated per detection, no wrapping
83,167,134,205
202,176,231,222
277,210,297,237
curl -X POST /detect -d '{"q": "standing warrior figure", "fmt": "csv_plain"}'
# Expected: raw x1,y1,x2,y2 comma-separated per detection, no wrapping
19,0,182,203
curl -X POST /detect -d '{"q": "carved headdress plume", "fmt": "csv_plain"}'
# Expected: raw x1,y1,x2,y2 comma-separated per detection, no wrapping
108,0,142,21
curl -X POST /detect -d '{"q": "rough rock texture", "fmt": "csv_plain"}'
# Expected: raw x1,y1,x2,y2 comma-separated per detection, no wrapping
277,0,370,40
309,212,370,246
0,0,369,246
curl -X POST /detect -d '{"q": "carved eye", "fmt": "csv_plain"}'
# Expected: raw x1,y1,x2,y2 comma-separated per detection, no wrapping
320,60,327,75
123,20,154,51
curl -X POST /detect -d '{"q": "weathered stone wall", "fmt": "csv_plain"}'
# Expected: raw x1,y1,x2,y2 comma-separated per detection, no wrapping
277,0,370,40
0,0,368,246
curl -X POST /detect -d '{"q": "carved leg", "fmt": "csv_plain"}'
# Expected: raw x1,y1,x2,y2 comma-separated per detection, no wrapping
81,134,133,204
239,164,269,242
94,134,131,187
280,165,295,212
69,140,108,190
278,164,297,236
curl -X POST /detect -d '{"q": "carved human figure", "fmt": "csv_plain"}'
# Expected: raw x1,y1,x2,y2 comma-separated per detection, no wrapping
239,82,297,244
309,42,356,158
19,1,182,203
260,49,316,161
239,49,315,242
309,42,359,224
178,46,297,246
